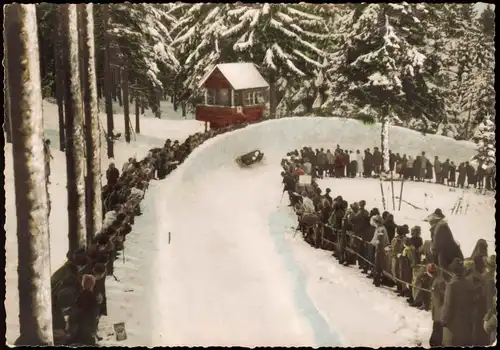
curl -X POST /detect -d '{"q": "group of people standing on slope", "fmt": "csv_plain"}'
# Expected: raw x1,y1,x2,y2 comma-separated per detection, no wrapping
283,146,496,192
280,146,496,347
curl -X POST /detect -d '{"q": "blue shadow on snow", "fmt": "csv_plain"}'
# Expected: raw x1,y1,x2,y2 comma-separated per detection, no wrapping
268,208,343,347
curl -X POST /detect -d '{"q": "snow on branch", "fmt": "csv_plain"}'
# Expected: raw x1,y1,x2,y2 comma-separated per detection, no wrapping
288,6,323,21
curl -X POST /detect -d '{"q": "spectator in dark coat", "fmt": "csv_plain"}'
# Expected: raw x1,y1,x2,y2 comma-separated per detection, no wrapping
389,151,396,173
106,163,120,187
448,161,457,186
457,162,466,188
434,156,442,184
441,159,450,185
68,274,100,346
465,161,476,188
427,210,463,275
382,212,397,242
441,258,475,346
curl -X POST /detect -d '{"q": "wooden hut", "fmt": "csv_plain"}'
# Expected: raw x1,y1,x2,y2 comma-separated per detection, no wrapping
195,62,269,129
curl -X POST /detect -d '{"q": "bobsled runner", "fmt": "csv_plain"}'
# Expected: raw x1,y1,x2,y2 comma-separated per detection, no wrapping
236,149,265,167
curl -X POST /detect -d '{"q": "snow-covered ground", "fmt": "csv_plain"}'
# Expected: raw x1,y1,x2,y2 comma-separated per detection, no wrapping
4,99,204,345
5,113,494,346
99,117,492,347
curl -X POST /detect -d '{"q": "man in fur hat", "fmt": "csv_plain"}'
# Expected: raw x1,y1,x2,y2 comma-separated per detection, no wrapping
427,209,463,276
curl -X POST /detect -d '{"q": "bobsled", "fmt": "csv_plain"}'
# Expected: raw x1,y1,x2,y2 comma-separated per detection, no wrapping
236,149,265,167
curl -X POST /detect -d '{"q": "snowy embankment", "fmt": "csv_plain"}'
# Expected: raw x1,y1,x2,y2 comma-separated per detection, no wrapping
138,117,490,347
4,99,204,345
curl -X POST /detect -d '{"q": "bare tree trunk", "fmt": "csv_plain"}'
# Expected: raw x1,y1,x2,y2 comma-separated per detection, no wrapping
102,4,114,158
122,67,130,142
61,4,86,253
135,95,140,134
154,89,162,118
173,95,178,111
111,68,117,102
269,75,277,119
5,4,54,345
54,7,66,151
464,94,474,140
116,68,123,107
182,102,187,118
78,3,102,243
97,77,102,99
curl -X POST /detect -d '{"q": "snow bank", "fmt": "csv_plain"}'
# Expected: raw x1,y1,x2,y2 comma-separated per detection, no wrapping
175,117,477,184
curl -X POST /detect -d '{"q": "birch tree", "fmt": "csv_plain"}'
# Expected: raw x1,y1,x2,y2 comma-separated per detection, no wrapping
78,3,102,243
61,4,86,252
5,3,54,345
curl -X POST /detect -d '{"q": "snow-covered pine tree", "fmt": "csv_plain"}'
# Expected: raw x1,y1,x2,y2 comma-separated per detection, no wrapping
326,3,448,172
168,3,232,112
5,3,54,345
106,4,179,118
438,3,495,140
473,115,496,166
61,4,87,252
221,3,329,118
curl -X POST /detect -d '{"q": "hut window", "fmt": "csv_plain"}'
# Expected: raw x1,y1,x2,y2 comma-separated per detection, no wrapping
234,91,241,106
218,88,230,106
244,91,254,106
207,88,216,104
255,91,265,104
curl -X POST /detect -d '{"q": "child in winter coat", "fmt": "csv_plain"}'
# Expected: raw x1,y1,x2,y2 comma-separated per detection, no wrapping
400,237,418,302
391,225,409,295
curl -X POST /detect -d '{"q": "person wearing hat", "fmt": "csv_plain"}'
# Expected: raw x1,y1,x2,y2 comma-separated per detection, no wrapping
427,209,463,276
324,188,333,205
352,200,370,273
409,226,423,256
411,259,435,310
400,237,417,302
391,225,409,296
383,212,397,242
93,263,108,317
106,162,120,187
429,262,446,347
67,274,100,345
441,258,475,346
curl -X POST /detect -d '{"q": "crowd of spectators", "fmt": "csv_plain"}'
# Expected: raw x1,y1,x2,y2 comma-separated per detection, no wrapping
289,146,496,192
281,146,496,347
49,122,253,345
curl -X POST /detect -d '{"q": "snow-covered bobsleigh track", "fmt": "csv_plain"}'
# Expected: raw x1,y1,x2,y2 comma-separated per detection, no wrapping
149,117,490,347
